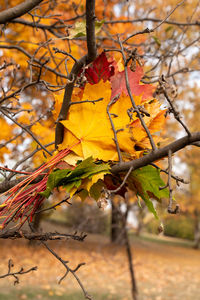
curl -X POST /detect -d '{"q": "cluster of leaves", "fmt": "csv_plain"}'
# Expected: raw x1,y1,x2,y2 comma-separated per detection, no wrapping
58,53,166,161
41,157,110,200
0,0,178,227
0,51,169,227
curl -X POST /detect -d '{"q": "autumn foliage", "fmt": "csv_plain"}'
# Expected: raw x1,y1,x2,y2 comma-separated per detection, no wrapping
0,50,168,227
0,0,199,233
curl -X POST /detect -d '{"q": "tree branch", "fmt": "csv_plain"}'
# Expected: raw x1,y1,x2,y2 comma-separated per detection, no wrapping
0,230,87,242
0,0,43,24
41,241,93,300
111,132,200,174
0,175,43,194
1,133,199,194
55,0,97,147
105,18,200,27
0,259,37,285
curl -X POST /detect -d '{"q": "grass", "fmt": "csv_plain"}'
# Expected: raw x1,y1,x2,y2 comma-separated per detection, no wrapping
0,223,199,300
0,288,122,300
130,231,194,248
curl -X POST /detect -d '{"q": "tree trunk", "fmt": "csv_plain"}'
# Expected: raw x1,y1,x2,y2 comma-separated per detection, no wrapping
110,198,138,299
123,218,138,300
194,210,200,249
135,207,145,236
121,202,138,300
111,199,125,245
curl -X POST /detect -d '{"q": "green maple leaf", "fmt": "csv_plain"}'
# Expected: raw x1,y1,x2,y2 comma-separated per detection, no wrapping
40,157,110,198
128,165,169,218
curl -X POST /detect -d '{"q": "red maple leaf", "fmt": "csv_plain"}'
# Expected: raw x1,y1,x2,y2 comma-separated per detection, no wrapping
110,65,155,101
85,52,115,84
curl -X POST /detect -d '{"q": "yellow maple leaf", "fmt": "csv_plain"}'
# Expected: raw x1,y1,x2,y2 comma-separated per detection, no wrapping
148,110,167,133
61,80,119,160
58,80,166,162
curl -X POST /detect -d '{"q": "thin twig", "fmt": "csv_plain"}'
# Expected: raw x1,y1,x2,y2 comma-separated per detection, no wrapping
42,242,93,300
109,167,133,194
35,197,72,214
0,107,52,156
123,0,186,43
53,47,77,63
107,95,123,162
6,142,54,180
167,150,179,214
0,259,37,285
153,0,186,31
70,97,103,106
118,37,156,151
160,80,191,136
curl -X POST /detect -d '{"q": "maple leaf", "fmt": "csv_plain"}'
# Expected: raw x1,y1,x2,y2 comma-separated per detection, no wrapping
109,93,144,158
130,100,166,146
61,80,119,161
148,110,167,133
41,157,110,198
128,165,169,218
60,80,148,161
110,65,155,100
84,52,115,84
59,78,166,162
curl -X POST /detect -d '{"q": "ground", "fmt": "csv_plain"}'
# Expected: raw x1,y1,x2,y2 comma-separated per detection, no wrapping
0,222,200,300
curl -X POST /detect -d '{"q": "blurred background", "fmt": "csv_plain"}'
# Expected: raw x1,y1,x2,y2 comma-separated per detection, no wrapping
0,0,200,299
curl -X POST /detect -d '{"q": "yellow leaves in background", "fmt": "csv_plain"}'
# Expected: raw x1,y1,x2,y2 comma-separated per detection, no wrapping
17,103,36,125
0,117,13,140
2,16,81,84
0,118,14,162
31,120,55,166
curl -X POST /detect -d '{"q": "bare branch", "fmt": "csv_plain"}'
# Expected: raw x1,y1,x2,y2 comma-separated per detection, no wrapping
70,97,103,106
123,0,187,43
118,37,156,151
108,167,133,194
35,197,72,214
152,0,186,31
167,149,180,214
107,94,123,162
0,0,43,24
42,242,93,300
111,132,200,174
105,18,200,27
0,259,37,285
160,78,191,136
0,45,68,80
0,230,87,242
